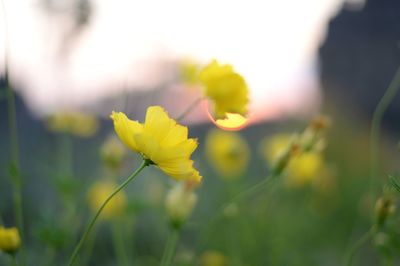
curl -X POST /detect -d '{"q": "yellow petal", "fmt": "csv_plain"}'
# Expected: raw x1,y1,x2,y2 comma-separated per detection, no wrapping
111,111,143,152
144,106,175,143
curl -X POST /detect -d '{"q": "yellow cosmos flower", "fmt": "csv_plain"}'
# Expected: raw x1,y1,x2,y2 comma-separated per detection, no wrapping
111,106,202,183
46,111,99,137
0,227,21,254
205,129,249,179
199,60,249,119
87,180,127,219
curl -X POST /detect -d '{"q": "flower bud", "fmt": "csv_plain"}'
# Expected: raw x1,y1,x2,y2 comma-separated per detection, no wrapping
165,182,197,229
100,135,127,170
0,227,21,254
375,196,396,227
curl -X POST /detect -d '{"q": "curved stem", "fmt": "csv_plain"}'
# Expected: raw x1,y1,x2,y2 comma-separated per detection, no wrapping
345,227,374,266
370,67,400,196
160,228,180,266
67,160,148,266
176,97,204,121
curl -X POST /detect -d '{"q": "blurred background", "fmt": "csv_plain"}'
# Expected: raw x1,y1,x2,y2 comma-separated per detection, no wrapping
1,0,400,265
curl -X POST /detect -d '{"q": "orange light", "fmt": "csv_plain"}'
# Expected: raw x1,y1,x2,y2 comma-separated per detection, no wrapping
204,101,249,131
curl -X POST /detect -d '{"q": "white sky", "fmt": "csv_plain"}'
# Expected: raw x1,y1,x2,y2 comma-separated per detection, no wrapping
0,0,359,122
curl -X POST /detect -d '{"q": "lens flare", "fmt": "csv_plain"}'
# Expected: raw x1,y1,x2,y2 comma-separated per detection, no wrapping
204,101,249,131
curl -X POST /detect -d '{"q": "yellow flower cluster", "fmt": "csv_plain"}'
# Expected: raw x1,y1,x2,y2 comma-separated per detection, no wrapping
199,60,249,119
46,111,99,137
205,129,249,179
111,106,202,183
87,180,127,220
0,226,20,254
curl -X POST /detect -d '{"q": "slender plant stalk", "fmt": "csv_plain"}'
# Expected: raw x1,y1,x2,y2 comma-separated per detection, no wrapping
345,227,375,266
1,0,25,261
112,221,129,266
176,97,204,121
11,254,19,266
370,67,400,196
160,228,180,266
67,160,148,266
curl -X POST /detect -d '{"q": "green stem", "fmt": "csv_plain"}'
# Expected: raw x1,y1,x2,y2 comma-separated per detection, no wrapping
370,67,400,196
345,227,375,266
176,97,204,121
11,254,19,266
1,0,24,260
160,228,180,266
67,160,148,266
112,221,129,266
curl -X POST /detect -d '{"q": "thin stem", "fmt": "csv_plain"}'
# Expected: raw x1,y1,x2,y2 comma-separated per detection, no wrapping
176,97,204,121
112,221,129,266
160,228,180,266
370,67,400,196
11,254,19,266
345,227,375,266
67,160,148,266
1,0,24,258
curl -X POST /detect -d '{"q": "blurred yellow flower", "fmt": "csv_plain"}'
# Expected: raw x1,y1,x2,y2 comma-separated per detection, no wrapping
46,111,99,137
111,106,202,183
0,227,20,254
165,182,197,227
100,135,127,170
286,153,323,187
199,60,249,119
205,129,249,179
200,251,228,266
87,181,127,219
261,134,294,164
261,134,323,187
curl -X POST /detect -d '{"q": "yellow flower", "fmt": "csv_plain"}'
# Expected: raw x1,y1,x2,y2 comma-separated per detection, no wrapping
261,134,323,187
46,111,99,137
0,227,21,254
87,181,127,219
199,60,249,119
286,153,323,187
165,182,197,228
261,134,294,165
205,129,249,179
200,251,228,266
111,106,202,183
